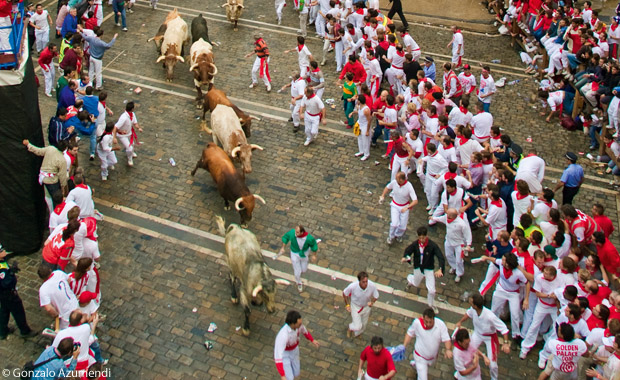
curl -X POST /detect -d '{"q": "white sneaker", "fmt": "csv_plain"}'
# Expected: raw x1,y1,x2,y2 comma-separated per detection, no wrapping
109,165,115,170
454,276,461,283
386,237,393,245
449,268,456,275
297,283,303,292
360,156,369,161
586,153,594,160
128,158,134,166
266,83,271,92
304,138,311,146
425,204,432,211
101,175,107,181
278,19,281,25
249,82,258,88
44,93,52,97
354,152,364,157
395,236,403,243
519,351,528,360
132,152,138,158
538,357,547,369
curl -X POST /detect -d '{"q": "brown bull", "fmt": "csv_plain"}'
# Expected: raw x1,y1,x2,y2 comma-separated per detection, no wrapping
190,143,265,225
201,87,257,138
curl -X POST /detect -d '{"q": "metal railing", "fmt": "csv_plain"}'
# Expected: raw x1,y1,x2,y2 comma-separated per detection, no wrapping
0,1,25,69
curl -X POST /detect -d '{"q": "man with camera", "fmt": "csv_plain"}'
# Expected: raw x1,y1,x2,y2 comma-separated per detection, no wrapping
31,337,80,379
0,244,36,340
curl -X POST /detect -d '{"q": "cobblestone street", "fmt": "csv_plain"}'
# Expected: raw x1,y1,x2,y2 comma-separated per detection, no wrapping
1,0,619,379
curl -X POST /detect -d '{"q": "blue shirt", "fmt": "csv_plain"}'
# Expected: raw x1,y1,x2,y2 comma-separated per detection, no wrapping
81,33,116,60
61,14,77,38
423,63,436,81
82,95,100,118
31,346,77,380
65,115,95,135
57,86,75,110
560,163,584,187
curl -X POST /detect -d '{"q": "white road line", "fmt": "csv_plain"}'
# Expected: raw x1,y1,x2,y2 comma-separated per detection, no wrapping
135,0,523,73
95,197,469,316
102,214,463,327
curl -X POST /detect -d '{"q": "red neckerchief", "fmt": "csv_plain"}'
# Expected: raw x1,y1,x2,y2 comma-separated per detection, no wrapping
127,111,134,121
612,24,619,32
544,275,557,282
399,180,408,187
53,201,66,215
430,152,438,158
503,266,513,279
568,318,580,325
454,29,461,34
515,192,529,200
296,232,309,238
418,239,428,250
471,163,482,168
348,29,355,35
435,99,445,105
607,141,614,148
491,135,501,140
543,201,553,208
311,68,320,73
454,341,466,351
491,199,502,208
457,137,469,145
443,143,454,149
459,106,468,113
448,189,457,196
307,94,315,99
100,100,106,108
561,269,571,275
482,159,493,165
462,73,472,77
429,114,438,119
614,352,620,360
297,44,304,52
75,184,89,190
525,153,536,158
396,50,405,57
477,111,485,115
419,317,432,330
386,105,395,110
444,172,457,180
447,217,456,223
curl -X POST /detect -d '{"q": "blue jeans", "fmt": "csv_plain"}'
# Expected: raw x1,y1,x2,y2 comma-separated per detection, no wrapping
589,125,602,148
566,53,579,69
114,8,126,28
482,102,491,113
372,120,389,144
79,131,96,156
343,99,355,126
90,340,104,363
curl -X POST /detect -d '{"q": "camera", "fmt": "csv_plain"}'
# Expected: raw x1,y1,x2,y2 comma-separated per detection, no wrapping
73,342,81,351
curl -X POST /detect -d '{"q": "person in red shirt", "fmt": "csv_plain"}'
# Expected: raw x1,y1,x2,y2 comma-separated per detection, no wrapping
38,43,58,98
83,11,98,30
42,220,80,270
338,54,367,88
586,280,612,309
594,231,620,279
358,336,396,380
371,90,388,146
587,304,610,331
592,203,614,239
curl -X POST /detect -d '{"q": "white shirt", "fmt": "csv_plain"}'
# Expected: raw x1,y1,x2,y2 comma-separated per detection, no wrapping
406,135,424,157
114,111,138,135
532,273,562,308
97,133,114,154
30,10,50,31
555,314,590,338
454,342,481,380
470,112,493,139
516,155,546,185
452,32,464,56
52,324,92,363
367,58,382,81
486,199,507,232
386,180,417,206
302,95,324,116
467,307,509,336
291,78,306,99
49,200,77,229
39,270,79,321
510,192,532,228
458,72,476,94
540,221,559,246
448,107,472,130
438,145,457,163
440,187,470,211
423,153,449,177
297,45,312,67
406,317,450,360
401,33,419,54
478,75,496,104
545,338,587,373
531,199,557,224
434,173,471,191
496,259,527,292
274,323,310,363
66,185,95,218
343,280,379,307
434,214,472,246
457,139,483,166
547,91,564,111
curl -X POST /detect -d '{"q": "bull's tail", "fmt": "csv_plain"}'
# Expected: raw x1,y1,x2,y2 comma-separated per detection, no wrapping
215,215,226,236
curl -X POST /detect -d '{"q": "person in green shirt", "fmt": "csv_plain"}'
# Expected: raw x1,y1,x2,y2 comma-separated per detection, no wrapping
278,226,319,293
342,71,358,128
55,66,75,102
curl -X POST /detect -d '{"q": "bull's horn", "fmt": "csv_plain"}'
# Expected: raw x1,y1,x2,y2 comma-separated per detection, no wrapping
274,279,291,286
189,63,198,72
251,284,262,298
253,194,266,205
250,115,261,121
238,4,245,8
156,55,165,63
231,146,241,158
215,215,226,236
176,56,185,63
234,197,245,211
250,144,263,151
208,63,218,76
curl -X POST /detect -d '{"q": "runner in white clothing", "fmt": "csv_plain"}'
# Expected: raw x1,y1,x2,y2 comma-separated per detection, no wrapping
470,103,493,143
38,267,79,330
66,174,95,219
113,102,142,167
455,293,510,380
299,87,326,146
430,208,472,283
515,149,546,195
343,272,379,338
274,310,320,380
402,308,452,380
379,172,418,245
540,323,588,380
96,122,118,181
448,26,464,67
284,36,314,78
352,95,372,160
30,5,52,53
280,72,306,133
398,26,421,60
453,328,490,380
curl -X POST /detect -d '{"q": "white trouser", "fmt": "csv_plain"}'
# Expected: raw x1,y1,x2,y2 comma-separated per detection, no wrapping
59,316,70,330
251,56,270,86
521,304,557,353
291,101,301,127
547,50,567,74
369,76,382,99
444,243,464,277
349,302,371,336
35,28,49,53
314,87,324,100
391,154,409,182
117,133,134,160
364,373,379,380
275,1,285,21
385,67,404,91
334,40,343,71
412,351,436,380
407,268,436,307
423,174,437,202
411,49,421,61
357,129,371,158
0,16,10,52
300,63,310,78
282,347,301,380
428,181,441,210
478,263,499,296
315,13,325,37
309,4,318,24
290,251,308,285
520,293,538,338
491,286,522,338
389,202,409,239
97,150,117,177
43,62,55,95
304,112,320,141
89,56,103,89
299,12,308,37
471,332,499,380
322,37,333,62
451,53,462,66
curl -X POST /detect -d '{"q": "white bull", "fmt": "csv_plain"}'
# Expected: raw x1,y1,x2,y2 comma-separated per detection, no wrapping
221,0,244,31
189,38,217,105
156,14,190,81
208,104,263,174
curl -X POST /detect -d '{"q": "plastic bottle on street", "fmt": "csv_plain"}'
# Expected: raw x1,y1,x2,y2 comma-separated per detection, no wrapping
169,158,176,166
491,59,501,63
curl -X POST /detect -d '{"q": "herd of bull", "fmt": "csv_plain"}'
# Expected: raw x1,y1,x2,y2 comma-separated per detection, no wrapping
147,9,285,335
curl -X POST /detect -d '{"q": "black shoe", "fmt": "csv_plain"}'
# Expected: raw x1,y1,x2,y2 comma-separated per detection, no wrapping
0,326,16,340
293,126,299,133
288,117,293,122
20,329,37,338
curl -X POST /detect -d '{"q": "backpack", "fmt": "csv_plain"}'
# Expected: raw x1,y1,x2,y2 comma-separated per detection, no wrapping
22,353,61,380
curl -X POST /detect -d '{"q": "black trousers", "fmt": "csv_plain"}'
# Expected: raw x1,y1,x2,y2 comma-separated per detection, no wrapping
562,185,580,205
387,5,408,28
0,292,30,336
